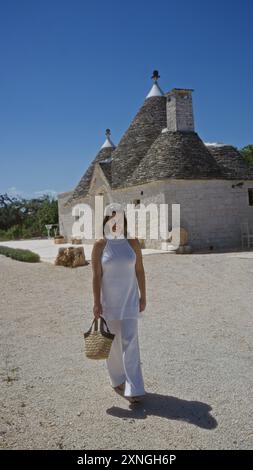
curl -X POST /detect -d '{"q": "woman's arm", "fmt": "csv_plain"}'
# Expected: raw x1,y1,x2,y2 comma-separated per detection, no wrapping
131,238,146,312
91,240,104,319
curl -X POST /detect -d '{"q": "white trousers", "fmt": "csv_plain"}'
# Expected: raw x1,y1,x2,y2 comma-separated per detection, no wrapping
104,318,146,397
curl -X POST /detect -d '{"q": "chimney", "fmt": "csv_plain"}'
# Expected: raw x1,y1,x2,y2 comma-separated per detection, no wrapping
165,88,194,132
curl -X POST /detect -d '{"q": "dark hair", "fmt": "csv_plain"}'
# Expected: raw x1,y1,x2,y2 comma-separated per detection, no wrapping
103,211,128,238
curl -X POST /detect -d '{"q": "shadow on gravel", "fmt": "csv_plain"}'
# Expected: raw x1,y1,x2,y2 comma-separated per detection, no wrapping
106,393,217,429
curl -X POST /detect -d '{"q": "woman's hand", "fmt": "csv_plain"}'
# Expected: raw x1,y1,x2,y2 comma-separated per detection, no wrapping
139,297,146,312
93,302,103,319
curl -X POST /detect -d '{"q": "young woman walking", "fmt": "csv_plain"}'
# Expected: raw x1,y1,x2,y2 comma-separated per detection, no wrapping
91,204,146,404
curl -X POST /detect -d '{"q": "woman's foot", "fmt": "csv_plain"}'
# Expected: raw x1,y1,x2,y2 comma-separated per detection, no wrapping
113,382,125,396
126,394,145,403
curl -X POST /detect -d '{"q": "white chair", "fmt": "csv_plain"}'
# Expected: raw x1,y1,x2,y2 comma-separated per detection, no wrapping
241,221,253,249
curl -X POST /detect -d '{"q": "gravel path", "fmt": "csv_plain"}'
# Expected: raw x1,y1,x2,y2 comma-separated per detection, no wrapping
0,252,253,450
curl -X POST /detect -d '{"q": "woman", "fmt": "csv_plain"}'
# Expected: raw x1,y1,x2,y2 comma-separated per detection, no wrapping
91,204,146,404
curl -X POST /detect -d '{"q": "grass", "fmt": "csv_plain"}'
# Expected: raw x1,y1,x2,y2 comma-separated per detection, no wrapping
0,245,40,263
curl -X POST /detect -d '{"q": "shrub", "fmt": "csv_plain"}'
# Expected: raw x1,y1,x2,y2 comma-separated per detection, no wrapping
0,230,10,241
0,246,40,263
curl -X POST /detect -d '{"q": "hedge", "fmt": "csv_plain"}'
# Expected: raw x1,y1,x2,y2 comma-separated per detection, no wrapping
0,246,40,263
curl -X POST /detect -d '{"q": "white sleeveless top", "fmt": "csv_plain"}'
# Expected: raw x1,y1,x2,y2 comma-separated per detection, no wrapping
100,237,141,320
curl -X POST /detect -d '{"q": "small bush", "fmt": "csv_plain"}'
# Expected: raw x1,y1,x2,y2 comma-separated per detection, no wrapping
0,229,10,241
0,246,40,263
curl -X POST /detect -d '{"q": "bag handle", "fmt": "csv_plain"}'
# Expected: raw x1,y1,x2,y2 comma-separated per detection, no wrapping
87,316,111,334
99,316,111,333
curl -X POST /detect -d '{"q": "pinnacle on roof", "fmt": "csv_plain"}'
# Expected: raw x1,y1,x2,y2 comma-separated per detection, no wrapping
100,129,115,149
146,70,164,98
63,129,116,206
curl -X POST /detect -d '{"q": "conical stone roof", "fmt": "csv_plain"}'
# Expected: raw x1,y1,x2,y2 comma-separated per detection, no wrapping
127,130,224,186
64,132,115,207
111,95,167,188
205,144,253,179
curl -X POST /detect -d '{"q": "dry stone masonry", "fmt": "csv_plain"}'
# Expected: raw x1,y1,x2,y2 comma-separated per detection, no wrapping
58,72,253,251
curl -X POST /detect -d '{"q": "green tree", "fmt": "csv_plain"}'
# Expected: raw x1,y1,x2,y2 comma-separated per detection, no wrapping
35,195,58,236
240,144,253,166
0,193,59,240
0,194,25,230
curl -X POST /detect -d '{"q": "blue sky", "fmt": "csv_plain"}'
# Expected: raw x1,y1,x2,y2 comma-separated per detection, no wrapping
0,0,252,199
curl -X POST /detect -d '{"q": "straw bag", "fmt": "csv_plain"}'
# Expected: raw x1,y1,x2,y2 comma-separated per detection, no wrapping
83,316,115,360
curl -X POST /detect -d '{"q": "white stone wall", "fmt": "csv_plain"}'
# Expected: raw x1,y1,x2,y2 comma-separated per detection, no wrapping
111,179,253,250
57,164,113,243
58,178,253,251
162,179,253,249
57,190,75,241
111,182,166,249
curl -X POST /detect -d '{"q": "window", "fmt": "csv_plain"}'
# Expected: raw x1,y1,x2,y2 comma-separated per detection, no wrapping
248,189,253,206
